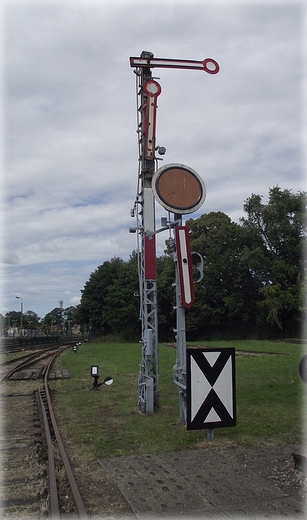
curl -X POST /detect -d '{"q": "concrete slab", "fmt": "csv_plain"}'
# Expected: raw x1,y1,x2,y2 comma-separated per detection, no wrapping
99,448,306,518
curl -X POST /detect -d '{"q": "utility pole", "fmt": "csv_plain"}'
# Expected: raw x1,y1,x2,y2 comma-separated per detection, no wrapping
16,296,23,332
59,300,64,336
130,52,219,416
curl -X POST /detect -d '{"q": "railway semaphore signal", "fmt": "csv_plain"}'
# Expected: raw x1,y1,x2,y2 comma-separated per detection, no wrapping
130,51,219,418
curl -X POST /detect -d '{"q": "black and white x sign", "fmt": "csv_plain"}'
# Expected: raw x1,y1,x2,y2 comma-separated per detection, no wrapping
186,348,236,430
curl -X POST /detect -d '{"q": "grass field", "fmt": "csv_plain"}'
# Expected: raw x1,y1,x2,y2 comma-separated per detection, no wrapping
52,340,306,461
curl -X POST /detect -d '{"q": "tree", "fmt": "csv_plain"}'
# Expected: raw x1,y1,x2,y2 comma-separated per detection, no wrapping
241,187,306,335
63,306,78,324
185,212,263,338
76,187,305,341
42,308,64,329
76,257,132,337
102,253,140,339
24,310,40,329
5,311,22,327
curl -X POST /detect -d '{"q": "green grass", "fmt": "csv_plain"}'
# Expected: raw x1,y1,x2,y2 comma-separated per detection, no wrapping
52,340,306,461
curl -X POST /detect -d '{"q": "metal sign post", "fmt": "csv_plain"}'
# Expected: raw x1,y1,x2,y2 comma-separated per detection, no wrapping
130,52,219,416
173,221,192,424
152,164,207,424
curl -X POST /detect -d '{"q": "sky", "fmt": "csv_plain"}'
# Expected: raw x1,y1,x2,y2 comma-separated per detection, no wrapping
0,0,305,320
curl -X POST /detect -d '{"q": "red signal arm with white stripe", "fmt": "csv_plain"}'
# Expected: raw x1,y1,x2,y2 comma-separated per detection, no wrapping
130,57,219,74
175,226,195,309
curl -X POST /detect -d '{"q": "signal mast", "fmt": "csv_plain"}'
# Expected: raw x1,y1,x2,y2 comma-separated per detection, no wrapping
130,51,219,416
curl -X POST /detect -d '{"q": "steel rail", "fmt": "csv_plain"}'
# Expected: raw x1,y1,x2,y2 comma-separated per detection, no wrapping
0,351,43,381
2,342,87,517
0,344,73,381
1,337,78,353
36,388,60,519
0,352,42,367
44,350,89,519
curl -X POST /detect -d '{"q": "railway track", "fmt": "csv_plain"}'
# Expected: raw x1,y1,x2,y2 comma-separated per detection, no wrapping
1,337,83,354
0,344,89,519
0,345,73,382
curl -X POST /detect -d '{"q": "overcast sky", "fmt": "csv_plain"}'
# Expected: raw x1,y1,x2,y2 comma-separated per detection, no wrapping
1,0,305,320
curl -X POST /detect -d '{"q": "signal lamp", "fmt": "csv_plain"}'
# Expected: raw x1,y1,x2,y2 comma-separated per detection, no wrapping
190,252,204,282
91,365,113,390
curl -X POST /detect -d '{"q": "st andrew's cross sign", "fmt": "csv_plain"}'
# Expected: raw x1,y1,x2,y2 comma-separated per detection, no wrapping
186,348,236,431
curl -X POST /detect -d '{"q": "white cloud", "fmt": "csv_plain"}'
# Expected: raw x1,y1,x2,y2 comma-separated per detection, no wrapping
1,0,304,318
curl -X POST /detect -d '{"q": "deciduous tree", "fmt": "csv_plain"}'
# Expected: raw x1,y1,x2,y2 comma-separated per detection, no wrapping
186,212,262,338
241,187,306,334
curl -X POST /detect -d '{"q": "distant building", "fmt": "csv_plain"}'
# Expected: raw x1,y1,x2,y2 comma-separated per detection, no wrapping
71,324,81,335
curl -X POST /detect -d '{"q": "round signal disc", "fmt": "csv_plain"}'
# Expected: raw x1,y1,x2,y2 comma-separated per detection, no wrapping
152,163,206,214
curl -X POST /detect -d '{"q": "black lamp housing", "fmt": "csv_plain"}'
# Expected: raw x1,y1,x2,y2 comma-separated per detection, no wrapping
91,365,113,390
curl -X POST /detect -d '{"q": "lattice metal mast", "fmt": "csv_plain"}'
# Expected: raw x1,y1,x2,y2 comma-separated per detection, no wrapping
131,51,161,413
130,51,219,415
